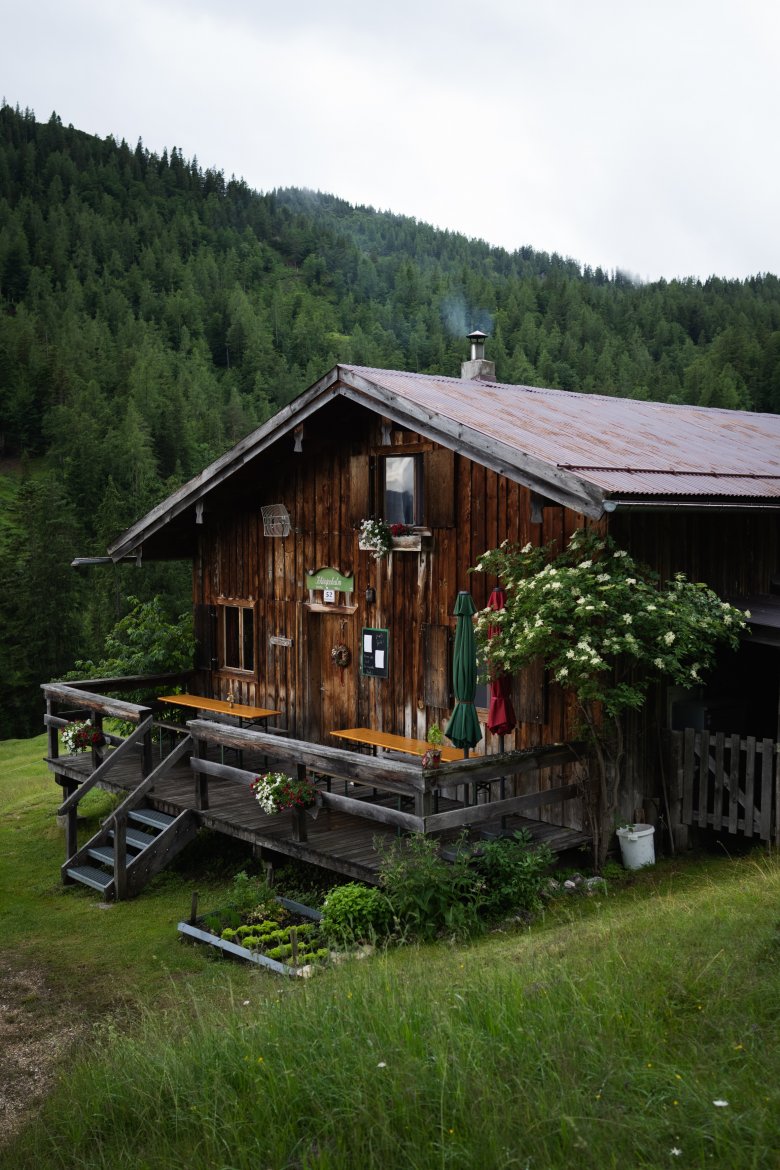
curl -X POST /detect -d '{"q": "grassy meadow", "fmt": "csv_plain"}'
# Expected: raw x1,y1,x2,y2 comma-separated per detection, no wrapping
1,736,779,1169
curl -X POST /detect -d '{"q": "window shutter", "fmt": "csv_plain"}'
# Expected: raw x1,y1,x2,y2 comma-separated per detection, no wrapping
423,624,451,709
194,604,218,671
424,447,455,527
348,449,370,526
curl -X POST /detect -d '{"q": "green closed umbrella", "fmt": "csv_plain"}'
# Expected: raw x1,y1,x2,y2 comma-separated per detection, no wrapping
445,591,483,753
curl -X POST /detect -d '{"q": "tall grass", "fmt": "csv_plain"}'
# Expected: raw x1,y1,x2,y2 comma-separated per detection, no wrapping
8,850,780,1170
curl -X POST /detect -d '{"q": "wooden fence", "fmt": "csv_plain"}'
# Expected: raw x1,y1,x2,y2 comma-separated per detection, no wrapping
668,728,780,844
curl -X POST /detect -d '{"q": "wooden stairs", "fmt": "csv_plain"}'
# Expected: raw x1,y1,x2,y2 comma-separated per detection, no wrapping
63,803,199,898
59,727,199,899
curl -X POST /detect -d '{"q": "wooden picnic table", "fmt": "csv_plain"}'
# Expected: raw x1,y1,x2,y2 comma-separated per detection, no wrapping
159,695,282,766
330,727,465,762
158,694,281,723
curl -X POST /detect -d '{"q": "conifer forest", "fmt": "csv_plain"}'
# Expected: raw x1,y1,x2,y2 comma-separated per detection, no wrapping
2,102,780,737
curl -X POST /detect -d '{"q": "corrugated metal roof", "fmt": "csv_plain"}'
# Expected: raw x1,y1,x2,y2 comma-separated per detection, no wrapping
342,365,780,500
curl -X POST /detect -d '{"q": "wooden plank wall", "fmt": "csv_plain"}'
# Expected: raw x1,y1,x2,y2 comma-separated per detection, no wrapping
190,400,609,831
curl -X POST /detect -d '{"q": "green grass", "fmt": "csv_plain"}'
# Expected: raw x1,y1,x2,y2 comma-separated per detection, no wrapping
0,736,265,1011
3,737,780,1169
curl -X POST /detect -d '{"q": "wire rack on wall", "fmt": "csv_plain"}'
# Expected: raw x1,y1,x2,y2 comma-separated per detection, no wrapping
261,504,291,538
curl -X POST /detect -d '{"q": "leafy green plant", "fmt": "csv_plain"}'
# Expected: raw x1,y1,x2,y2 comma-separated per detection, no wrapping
320,882,392,944
473,830,553,920
426,722,444,747
377,833,482,941
225,869,277,919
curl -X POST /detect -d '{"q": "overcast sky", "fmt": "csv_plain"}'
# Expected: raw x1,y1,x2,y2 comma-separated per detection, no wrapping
3,0,779,282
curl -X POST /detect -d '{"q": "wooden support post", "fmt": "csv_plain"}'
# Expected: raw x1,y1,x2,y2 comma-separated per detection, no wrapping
65,807,78,866
47,699,59,760
293,764,309,845
190,891,199,925
142,723,153,779
113,816,127,901
291,806,307,843
415,788,433,820
92,711,105,768
195,739,209,810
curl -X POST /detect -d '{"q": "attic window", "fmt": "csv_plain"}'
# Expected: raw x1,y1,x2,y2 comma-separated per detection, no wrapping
383,455,421,525
220,602,255,673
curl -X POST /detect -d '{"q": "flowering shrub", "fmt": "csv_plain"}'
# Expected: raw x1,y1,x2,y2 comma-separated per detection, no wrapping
359,518,394,559
251,771,317,814
473,530,748,867
61,721,105,753
389,522,411,537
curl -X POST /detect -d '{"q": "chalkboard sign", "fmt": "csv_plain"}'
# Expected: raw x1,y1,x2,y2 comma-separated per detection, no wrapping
361,627,389,678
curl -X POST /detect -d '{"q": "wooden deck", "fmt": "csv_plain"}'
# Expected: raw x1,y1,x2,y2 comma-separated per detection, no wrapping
50,736,590,885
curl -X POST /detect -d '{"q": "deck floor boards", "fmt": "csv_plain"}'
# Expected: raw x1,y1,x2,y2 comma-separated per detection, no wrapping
50,742,589,883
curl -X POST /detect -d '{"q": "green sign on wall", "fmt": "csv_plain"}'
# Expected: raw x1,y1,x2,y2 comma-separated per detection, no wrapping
305,567,355,593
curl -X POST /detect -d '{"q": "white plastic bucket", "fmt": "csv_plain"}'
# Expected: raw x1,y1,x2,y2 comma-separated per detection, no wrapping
616,823,655,870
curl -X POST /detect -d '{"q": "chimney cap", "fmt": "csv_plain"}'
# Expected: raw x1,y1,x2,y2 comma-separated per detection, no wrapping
462,329,495,381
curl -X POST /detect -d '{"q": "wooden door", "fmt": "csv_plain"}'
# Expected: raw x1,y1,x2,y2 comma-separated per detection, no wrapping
305,611,359,746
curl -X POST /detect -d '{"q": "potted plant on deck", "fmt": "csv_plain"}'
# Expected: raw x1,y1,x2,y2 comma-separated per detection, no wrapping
421,722,444,769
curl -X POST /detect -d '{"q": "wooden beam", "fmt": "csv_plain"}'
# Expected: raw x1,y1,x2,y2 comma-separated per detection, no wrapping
430,743,582,791
187,722,426,794
423,783,578,833
318,789,424,833
42,682,152,724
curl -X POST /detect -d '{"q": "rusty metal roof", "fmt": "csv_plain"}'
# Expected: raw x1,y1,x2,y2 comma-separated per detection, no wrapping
108,362,780,561
342,365,780,502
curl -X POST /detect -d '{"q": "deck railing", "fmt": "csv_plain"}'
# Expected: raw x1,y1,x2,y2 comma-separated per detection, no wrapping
43,675,194,887
186,718,582,838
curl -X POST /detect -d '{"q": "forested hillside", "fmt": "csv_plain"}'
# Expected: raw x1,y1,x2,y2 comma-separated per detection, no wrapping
2,101,780,737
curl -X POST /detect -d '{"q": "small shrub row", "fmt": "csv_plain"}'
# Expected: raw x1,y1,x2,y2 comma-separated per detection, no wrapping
318,830,554,946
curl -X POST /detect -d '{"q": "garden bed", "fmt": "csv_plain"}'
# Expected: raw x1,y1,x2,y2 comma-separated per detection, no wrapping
178,896,326,978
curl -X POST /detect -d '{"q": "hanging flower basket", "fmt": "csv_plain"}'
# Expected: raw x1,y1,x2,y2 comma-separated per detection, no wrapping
251,772,318,814
61,721,105,753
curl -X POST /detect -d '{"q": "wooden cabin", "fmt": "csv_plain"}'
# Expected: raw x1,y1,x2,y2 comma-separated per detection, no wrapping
99,333,780,850
46,334,780,898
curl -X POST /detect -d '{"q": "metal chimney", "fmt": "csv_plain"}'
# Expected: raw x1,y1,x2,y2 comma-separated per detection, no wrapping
461,329,496,381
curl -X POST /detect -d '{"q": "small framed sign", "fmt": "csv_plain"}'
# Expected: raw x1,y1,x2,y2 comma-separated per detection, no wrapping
361,627,389,678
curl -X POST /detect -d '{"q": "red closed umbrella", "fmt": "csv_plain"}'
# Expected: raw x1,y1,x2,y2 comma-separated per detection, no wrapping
486,587,517,741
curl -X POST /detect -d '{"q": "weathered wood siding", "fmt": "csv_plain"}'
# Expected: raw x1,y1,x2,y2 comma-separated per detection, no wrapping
192,403,779,835
190,398,596,829
610,511,779,598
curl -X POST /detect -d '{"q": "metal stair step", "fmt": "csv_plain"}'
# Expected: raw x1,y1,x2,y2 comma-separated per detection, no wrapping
65,865,114,892
87,845,135,867
128,807,176,831
110,826,157,851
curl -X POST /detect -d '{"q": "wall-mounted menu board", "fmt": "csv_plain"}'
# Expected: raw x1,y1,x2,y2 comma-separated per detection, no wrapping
361,628,389,678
